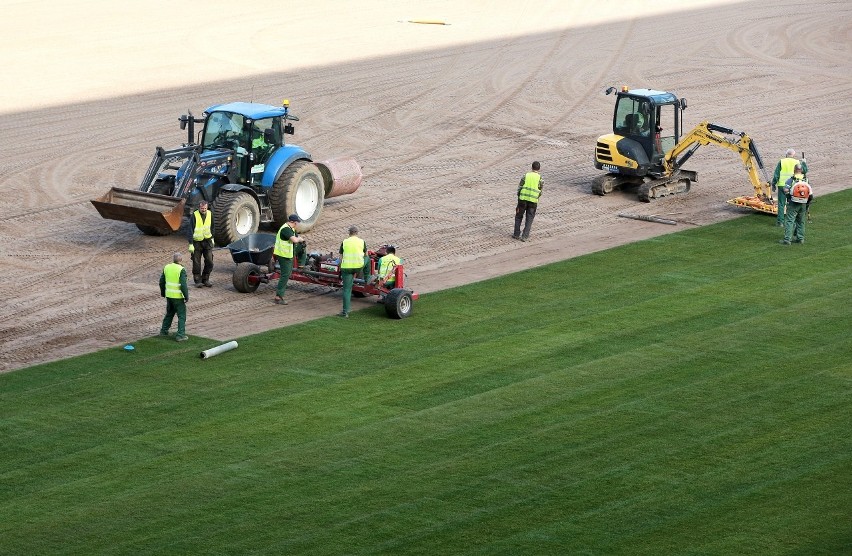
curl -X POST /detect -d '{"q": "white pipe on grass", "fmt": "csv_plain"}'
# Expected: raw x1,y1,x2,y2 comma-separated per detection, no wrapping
200,340,238,359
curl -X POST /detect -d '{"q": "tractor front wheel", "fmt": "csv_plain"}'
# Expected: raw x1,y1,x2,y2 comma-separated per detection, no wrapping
233,262,263,293
270,161,325,231
384,288,414,319
212,192,260,246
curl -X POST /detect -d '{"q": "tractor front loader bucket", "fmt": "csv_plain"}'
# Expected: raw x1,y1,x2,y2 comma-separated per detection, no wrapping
316,157,363,198
91,188,186,231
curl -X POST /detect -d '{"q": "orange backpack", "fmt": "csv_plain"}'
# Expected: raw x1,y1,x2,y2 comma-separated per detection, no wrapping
790,181,811,203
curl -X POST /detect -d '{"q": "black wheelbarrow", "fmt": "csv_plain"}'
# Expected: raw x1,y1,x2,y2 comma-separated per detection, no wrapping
227,233,276,266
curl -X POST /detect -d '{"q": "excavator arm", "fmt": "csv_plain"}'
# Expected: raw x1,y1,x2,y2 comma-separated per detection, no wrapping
663,121,773,199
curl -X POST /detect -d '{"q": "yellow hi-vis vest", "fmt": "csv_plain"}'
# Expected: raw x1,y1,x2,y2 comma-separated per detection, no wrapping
342,236,366,269
790,180,812,203
518,172,541,203
164,263,185,299
273,224,294,258
378,254,401,281
192,210,212,241
777,158,798,187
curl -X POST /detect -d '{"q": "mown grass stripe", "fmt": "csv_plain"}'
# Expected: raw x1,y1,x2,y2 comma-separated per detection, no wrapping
1,189,850,554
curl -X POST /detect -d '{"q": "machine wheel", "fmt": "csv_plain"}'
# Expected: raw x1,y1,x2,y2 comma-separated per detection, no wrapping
384,288,413,319
270,160,325,231
212,191,260,246
233,262,262,293
135,180,174,236
591,174,618,196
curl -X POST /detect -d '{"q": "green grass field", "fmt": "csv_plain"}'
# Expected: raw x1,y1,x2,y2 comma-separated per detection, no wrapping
2,191,850,555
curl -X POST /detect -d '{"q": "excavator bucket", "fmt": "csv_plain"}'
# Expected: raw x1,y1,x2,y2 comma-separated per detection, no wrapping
726,196,777,215
91,188,186,231
315,157,363,198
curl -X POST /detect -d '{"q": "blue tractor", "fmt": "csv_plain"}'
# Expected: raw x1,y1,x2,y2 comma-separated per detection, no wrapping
92,100,362,245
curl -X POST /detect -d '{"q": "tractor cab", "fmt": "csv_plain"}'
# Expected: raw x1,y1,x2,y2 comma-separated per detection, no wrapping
609,87,686,166
198,102,298,185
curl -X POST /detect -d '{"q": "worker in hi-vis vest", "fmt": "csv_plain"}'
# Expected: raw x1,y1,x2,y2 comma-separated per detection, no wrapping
338,225,368,318
513,161,543,242
188,200,214,287
272,214,307,306
377,245,401,288
771,148,808,227
374,245,402,303
780,164,813,245
159,252,189,342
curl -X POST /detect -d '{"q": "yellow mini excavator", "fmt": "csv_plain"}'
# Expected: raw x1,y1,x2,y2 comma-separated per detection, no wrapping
593,86,777,214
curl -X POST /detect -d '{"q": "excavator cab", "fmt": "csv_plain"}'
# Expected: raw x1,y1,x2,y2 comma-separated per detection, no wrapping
593,86,693,199
606,87,686,170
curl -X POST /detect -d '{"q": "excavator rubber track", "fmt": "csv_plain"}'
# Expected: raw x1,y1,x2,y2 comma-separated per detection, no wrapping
592,170,697,202
637,170,697,202
591,174,636,195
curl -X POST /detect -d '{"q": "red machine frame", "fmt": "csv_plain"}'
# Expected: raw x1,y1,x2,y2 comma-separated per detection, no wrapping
229,235,417,318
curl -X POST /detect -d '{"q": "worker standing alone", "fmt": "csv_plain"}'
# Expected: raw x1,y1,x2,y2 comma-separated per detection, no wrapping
159,252,189,342
338,225,367,318
770,149,808,227
188,200,214,287
513,161,543,242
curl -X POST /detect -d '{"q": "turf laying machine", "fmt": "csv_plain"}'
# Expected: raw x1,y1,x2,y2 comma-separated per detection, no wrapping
593,86,777,215
228,234,418,319
92,101,362,245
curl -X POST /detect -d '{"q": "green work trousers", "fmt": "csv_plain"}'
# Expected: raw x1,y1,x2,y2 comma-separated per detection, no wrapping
160,298,186,336
274,246,308,299
784,202,808,243
775,193,787,226
341,268,359,314
341,257,371,314
276,257,295,298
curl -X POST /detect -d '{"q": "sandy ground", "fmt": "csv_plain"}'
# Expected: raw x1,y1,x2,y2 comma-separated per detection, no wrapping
1,0,849,373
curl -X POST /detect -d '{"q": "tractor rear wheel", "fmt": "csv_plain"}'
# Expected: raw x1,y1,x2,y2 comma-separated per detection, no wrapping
212,191,260,246
270,161,325,232
384,288,413,319
135,180,174,236
233,262,263,293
